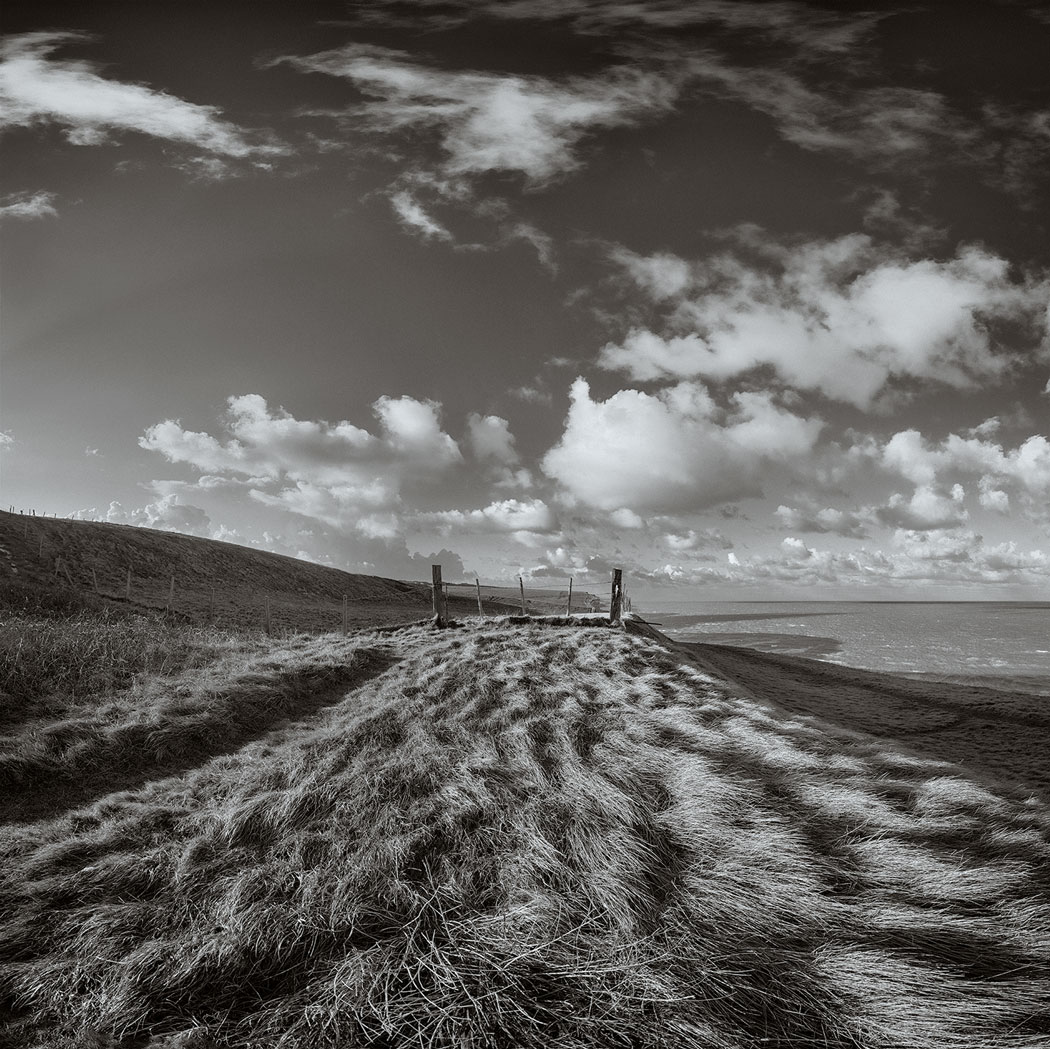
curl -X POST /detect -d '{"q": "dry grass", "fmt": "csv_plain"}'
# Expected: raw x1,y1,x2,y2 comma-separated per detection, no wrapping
0,608,242,710
1,619,1048,1048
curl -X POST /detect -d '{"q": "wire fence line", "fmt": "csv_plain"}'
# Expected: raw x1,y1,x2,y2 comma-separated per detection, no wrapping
429,565,630,628
3,514,629,635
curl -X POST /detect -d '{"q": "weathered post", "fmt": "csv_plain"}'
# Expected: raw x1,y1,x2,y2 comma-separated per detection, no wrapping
209,588,216,621
475,577,483,616
610,568,623,625
342,594,348,634
264,595,272,635
38,535,44,558
566,577,573,615
432,564,447,627
125,568,132,601
91,568,99,594
519,576,527,615
168,575,176,612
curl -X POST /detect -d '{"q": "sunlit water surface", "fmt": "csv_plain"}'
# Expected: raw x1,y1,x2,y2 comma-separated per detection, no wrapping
640,601,1050,694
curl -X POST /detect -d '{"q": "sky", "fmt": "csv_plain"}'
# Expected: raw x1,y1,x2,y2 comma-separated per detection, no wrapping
2,0,1050,600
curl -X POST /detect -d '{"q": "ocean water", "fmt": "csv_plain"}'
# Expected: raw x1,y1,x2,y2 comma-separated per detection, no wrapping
641,601,1050,693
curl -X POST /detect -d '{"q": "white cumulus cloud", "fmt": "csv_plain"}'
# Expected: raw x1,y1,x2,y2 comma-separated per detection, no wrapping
541,377,821,513
73,496,213,537
140,393,463,532
878,428,1050,522
602,233,1050,408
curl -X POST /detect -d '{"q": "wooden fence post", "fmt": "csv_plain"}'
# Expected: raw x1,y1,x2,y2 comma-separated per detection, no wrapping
566,577,573,615
264,596,272,635
475,578,484,616
519,576,527,615
168,575,176,612
38,535,44,558
209,588,216,621
610,568,623,625
432,565,447,626
91,568,99,594
126,568,132,601
342,594,348,634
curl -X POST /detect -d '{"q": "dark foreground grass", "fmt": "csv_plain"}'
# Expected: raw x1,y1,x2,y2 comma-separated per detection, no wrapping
1,622,1049,1048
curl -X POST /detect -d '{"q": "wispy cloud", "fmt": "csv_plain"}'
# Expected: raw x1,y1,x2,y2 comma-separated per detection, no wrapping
0,32,282,160
273,40,682,248
351,4,1044,195
680,55,986,167
349,1,883,58
0,189,57,221
274,42,680,185
389,190,454,240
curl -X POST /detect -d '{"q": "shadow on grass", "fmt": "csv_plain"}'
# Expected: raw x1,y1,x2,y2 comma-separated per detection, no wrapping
3,623,1048,1049
1,651,398,825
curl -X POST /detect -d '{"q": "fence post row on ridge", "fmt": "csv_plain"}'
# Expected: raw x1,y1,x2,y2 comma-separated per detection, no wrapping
432,564,448,627
6,516,627,632
610,569,623,626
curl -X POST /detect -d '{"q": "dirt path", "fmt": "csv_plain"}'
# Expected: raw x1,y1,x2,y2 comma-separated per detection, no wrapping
1,651,400,825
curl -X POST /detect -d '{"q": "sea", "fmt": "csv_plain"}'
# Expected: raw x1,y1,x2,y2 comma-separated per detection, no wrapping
639,601,1050,695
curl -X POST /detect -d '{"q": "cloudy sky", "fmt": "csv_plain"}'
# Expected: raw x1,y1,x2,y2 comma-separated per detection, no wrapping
3,0,1050,599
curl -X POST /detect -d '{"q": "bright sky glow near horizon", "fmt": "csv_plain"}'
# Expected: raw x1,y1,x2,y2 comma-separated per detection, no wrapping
3,0,1050,599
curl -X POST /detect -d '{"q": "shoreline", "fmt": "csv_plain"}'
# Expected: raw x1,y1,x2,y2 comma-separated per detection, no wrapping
628,617,1050,799
654,624,1050,691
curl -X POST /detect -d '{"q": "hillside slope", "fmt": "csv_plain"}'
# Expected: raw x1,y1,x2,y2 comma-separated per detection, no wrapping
2,620,1048,1048
0,511,481,630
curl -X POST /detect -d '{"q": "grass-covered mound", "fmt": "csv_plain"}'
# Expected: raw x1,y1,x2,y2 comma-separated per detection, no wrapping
1,622,1049,1048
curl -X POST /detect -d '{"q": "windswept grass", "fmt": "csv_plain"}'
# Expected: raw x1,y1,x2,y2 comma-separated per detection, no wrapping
1,622,1048,1047
0,609,386,824
0,608,244,713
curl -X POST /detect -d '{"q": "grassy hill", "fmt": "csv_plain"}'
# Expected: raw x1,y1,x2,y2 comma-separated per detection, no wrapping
1,607,1048,1047
0,510,573,631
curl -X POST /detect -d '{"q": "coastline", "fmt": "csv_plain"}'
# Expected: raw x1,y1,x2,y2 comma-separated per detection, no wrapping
628,617,1050,799
648,601,1050,688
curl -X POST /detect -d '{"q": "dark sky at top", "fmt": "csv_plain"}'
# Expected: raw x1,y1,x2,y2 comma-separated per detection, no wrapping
3,0,1050,597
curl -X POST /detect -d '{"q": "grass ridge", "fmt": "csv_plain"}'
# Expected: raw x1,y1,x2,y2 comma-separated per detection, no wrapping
1,622,1048,1048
